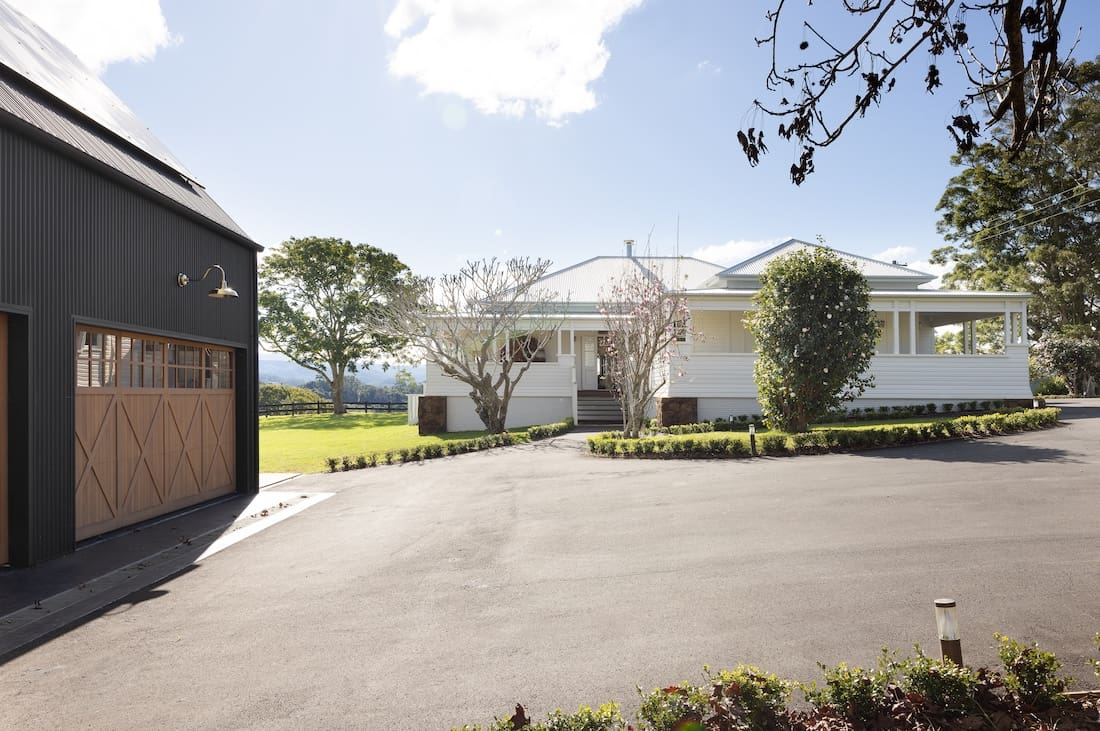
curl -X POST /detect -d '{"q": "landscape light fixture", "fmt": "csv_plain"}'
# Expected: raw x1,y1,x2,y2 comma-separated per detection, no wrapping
935,598,964,665
177,264,239,299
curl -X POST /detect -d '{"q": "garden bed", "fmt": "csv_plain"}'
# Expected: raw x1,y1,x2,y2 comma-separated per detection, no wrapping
453,634,1100,730
587,408,1061,459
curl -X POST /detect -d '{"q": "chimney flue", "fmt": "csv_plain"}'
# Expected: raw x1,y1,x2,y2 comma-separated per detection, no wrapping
624,239,634,258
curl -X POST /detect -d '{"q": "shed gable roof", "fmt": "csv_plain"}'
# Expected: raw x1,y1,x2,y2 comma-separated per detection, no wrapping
0,2,256,247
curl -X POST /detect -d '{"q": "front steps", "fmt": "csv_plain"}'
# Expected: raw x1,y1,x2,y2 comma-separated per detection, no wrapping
577,391,623,425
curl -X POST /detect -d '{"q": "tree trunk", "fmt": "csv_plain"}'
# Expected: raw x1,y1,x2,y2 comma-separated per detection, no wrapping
331,367,346,415
471,385,508,433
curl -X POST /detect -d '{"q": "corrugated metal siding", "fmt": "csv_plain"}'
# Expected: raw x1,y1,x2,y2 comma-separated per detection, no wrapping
0,74,250,241
0,126,258,565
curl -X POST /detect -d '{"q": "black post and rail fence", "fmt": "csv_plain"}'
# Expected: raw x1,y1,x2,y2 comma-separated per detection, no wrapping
259,400,409,417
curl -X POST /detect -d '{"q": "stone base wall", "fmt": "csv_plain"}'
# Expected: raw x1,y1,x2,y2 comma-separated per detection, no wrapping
418,396,447,435
657,397,698,427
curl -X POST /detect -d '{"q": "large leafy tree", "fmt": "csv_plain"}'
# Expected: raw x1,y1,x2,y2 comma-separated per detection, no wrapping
258,383,326,406
259,236,411,415
747,247,880,432
933,58,1100,340
599,264,695,439
1032,330,1100,395
741,1,1071,183
381,258,562,433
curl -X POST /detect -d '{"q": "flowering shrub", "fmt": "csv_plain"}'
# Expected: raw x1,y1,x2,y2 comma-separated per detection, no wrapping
747,246,879,433
600,265,697,438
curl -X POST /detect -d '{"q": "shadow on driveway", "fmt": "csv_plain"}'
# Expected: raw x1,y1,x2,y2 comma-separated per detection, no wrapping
850,434,1078,464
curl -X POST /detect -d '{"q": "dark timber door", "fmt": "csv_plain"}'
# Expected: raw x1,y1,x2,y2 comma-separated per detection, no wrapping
74,328,236,541
0,313,7,564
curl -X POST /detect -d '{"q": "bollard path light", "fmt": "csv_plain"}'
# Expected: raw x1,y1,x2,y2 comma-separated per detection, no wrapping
748,423,757,456
935,598,964,665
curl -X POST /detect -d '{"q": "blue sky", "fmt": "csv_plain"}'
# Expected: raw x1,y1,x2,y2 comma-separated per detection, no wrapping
13,0,1100,279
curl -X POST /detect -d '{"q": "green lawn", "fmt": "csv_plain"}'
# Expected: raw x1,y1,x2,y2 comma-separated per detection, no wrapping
259,412,531,473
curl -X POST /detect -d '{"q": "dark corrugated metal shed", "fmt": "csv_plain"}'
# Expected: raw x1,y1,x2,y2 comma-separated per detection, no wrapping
0,1,261,566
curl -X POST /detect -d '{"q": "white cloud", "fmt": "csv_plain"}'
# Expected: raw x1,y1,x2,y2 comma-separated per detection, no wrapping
493,228,503,237
690,237,785,266
384,0,644,125
872,245,916,265
873,245,952,288
697,59,721,74
8,0,178,74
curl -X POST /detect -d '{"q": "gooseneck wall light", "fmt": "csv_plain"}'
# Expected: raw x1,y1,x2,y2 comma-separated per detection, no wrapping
177,264,239,299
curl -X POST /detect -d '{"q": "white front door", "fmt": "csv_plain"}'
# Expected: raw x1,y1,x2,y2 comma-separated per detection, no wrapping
580,334,598,390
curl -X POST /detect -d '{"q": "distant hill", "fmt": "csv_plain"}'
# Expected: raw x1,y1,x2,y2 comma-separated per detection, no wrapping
258,355,425,387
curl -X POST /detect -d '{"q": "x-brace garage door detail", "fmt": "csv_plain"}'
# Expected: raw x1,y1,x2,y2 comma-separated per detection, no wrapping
75,329,235,541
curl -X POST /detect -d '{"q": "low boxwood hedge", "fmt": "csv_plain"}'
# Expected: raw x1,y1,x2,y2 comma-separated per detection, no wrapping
587,408,1061,459
326,417,574,472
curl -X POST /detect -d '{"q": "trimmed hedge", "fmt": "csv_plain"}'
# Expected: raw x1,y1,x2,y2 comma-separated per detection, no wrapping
326,418,574,472
526,417,575,440
587,408,1061,459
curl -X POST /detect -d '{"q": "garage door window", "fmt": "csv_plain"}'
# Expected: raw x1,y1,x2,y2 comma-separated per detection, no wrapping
76,329,233,391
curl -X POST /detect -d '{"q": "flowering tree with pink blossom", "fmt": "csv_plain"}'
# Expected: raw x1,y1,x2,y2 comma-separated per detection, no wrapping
599,265,695,439
747,247,879,433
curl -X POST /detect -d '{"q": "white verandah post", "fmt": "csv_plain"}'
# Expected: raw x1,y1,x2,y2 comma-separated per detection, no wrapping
892,308,900,354
908,302,917,355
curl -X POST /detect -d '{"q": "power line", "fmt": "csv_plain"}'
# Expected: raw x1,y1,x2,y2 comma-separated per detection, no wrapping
975,183,1094,239
978,195,1100,243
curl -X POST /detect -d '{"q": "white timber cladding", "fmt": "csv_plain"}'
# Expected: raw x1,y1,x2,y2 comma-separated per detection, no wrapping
445,396,572,431
423,358,574,397
667,346,1032,400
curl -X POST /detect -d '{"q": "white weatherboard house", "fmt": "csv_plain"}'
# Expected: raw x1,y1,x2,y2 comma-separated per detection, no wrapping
416,239,1032,430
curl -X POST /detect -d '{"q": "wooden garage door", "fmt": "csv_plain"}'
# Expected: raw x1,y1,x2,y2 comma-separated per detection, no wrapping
0,313,7,564
75,329,235,541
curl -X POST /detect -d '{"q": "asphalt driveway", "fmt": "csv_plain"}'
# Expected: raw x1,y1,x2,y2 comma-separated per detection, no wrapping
2,401,1098,729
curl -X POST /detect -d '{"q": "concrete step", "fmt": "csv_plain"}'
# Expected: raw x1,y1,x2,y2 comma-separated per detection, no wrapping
577,395,623,424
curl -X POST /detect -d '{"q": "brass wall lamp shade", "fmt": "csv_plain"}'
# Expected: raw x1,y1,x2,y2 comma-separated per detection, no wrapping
177,264,239,299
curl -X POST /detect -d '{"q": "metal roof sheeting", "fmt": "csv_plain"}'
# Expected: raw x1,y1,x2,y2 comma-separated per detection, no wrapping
0,76,252,241
0,1,254,244
0,1,194,179
717,239,935,284
532,256,724,302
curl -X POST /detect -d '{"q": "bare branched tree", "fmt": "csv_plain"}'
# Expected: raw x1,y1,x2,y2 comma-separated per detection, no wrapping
382,258,562,433
741,1,1073,184
599,265,695,439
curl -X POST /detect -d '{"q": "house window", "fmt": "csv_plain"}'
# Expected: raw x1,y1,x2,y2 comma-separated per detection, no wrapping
500,335,546,363
673,320,687,342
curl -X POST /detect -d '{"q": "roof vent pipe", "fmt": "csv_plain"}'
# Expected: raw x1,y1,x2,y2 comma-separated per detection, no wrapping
624,239,634,258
